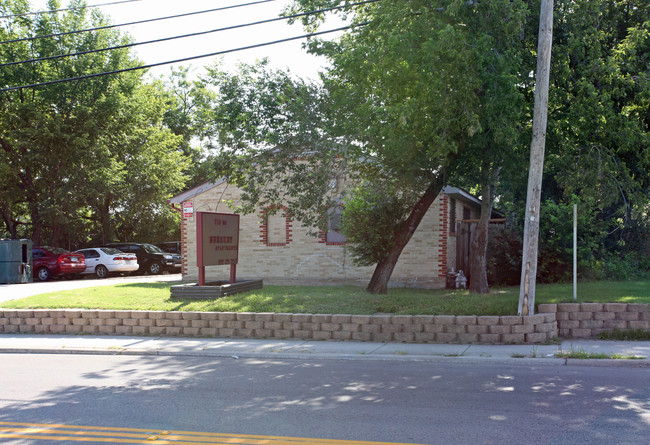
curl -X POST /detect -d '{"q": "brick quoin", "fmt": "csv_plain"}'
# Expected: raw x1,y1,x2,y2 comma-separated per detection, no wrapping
438,195,448,277
181,213,188,275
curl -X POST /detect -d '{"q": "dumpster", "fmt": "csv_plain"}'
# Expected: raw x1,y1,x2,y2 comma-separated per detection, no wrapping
0,239,33,284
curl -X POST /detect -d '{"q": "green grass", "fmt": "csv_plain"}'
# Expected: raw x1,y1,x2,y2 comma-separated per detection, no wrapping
597,329,650,341
2,279,649,316
554,349,646,360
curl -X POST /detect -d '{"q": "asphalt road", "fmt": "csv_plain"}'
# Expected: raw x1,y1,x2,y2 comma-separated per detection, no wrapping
0,354,648,444
0,273,182,303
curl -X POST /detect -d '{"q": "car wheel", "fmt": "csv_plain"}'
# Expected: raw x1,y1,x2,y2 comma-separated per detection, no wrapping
148,262,162,275
95,265,109,279
37,267,51,282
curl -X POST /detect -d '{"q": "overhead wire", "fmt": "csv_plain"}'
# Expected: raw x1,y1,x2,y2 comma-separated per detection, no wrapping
1,0,277,45
0,0,379,68
0,0,144,19
0,23,367,92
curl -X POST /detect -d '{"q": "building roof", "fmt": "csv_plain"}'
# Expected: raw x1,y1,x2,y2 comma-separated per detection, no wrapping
168,179,226,205
169,181,501,217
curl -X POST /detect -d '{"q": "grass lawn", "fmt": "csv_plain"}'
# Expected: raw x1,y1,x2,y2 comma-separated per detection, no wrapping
2,279,648,316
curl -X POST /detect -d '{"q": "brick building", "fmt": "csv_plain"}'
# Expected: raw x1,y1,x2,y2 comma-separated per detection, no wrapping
169,182,483,289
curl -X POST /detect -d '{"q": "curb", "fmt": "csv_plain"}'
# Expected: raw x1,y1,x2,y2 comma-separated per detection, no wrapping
1,346,647,367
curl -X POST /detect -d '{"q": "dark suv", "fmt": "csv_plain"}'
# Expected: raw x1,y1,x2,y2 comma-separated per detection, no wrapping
105,242,178,275
156,241,180,255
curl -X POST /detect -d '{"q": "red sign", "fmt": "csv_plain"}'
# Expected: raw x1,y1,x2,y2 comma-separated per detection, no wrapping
198,212,240,266
182,201,194,218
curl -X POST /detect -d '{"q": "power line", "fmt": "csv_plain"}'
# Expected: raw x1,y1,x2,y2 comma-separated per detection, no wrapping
0,0,144,19
1,0,379,68
1,0,277,45
0,23,366,93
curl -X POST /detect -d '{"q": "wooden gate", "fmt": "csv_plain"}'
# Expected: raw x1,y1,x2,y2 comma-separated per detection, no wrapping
456,219,506,283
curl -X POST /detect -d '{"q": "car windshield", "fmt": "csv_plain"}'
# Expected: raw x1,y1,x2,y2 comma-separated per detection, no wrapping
101,248,124,255
43,246,67,254
143,243,164,254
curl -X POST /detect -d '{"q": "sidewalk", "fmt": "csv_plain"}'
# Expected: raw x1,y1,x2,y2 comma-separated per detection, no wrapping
1,334,648,367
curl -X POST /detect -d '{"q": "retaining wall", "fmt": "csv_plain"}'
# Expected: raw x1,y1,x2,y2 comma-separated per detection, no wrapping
0,310,557,344
2,304,646,343
538,303,649,338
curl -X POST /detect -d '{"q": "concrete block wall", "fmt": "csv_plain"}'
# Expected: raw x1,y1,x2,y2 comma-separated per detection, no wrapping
0,310,558,344
538,303,649,338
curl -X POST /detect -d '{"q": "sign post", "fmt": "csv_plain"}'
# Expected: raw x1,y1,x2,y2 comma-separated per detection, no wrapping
196,212,240,286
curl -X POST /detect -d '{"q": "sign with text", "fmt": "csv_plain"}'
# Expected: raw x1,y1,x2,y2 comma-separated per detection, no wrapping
198,212,239,266
182,201,194,218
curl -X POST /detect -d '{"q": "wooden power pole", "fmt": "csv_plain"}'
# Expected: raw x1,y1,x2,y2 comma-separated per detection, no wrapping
518,0,554,316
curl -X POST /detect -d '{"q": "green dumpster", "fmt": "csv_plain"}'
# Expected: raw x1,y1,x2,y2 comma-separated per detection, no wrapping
0,239,33,284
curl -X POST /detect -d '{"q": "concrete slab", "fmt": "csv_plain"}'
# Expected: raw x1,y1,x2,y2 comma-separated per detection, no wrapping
0,335,647,367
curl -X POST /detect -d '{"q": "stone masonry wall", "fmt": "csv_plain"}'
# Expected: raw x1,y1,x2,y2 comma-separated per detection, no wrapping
538,303,649,338
0,310,557,344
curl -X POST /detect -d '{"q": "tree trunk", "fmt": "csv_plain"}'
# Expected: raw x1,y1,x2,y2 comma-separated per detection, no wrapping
366,176,446,294
30,205,42,246
1,203,18,239
469,164,501,294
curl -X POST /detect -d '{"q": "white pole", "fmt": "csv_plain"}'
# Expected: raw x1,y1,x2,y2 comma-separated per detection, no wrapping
573,203,577,300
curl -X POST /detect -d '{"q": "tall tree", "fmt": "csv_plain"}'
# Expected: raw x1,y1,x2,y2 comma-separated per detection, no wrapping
0,0,188,246
202,1,535,294
493,0,650,286
294,0,533,293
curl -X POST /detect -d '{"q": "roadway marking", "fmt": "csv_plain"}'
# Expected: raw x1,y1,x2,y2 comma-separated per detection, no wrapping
0,422,427,444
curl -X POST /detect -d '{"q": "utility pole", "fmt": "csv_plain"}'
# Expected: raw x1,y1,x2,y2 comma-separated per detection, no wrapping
518,0,554,316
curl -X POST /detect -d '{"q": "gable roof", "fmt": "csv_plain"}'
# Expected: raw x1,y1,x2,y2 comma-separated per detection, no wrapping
168,179,226,205
169,181,501,217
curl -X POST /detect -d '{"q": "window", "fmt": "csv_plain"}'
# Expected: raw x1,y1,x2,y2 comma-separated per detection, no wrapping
80,249,99,259
450,198,456,234
463,206,471,221
260,206,292,247
326,206,346,244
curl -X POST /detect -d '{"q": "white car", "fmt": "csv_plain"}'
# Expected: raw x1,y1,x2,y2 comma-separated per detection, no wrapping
75,247,139,278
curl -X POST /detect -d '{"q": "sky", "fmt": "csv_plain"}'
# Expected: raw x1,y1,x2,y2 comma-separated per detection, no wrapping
28,0,345,80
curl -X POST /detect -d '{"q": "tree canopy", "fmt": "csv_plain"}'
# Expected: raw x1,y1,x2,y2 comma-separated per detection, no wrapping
0,0,189,247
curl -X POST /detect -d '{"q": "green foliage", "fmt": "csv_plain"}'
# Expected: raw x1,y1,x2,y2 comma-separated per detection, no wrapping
341,181,416,266
487,196,632,285
0,1,190,247
199,60,348,232
161,67,215,189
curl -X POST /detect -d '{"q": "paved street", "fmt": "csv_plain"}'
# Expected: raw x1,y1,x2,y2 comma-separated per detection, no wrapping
0,353,648,444
1,275,649,444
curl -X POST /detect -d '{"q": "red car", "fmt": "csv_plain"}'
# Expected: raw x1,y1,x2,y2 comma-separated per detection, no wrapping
32,246,86,281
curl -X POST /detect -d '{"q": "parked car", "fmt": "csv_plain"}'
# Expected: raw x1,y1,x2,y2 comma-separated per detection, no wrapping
155,241,182,268
75,247,139,278
32,246,86,281
155,241,180,255
104,242,178,275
